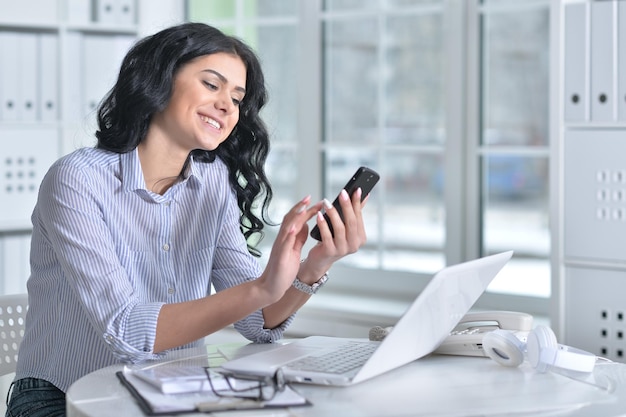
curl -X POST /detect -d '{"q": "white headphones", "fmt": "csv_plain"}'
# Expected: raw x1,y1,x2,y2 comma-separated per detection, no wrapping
482,325,597,373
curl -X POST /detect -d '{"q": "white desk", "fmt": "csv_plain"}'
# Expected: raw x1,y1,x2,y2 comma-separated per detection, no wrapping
67,342,626,417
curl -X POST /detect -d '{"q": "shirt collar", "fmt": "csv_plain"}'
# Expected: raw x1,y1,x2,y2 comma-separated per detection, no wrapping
186,154,203,186
120,149,204,194
121,149,146,193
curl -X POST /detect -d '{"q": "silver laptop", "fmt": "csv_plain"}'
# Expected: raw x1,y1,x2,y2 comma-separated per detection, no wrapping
221,251,513,386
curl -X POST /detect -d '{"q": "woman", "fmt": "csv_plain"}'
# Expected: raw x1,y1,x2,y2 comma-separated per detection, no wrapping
6,23,368,416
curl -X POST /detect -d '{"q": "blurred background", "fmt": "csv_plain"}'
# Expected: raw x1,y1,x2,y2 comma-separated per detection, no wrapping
0,0,552,335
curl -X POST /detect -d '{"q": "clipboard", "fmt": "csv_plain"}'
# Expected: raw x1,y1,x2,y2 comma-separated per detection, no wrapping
116,370,312,415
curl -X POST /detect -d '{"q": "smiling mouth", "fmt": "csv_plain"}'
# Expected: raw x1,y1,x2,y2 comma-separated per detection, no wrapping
199,115,221,130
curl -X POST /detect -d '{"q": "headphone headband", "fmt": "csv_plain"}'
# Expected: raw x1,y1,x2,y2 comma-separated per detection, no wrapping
537,344,597,373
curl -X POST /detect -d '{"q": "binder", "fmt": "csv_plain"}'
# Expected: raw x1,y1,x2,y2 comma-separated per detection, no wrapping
63,32,83,122
0,235,20,294
563,3,588,122
590,0,615,122
82,35,112,118
0,128,58,229
0,0,57,24
1,234,30,294
618,1,626,121
0,31,20,121
112,35,135,71
82,35,135,118
17,33,40,121
38,33,58,122
563,129,626,262
20,234,31,291
94,0,117,25
116,0,136,26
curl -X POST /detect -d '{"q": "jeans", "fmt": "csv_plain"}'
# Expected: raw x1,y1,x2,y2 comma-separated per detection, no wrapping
5,378,66,417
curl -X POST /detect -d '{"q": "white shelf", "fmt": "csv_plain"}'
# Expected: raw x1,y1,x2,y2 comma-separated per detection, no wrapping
556,0,626,363
0,221,33,233
0,0,186,294
64,23,139,34
0,21,58,30
0,0,142,293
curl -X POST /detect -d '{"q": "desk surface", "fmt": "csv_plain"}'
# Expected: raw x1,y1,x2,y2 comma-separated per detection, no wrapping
67,341,626,417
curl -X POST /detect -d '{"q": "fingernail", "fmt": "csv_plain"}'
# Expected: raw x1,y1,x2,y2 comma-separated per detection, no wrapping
323,198,333,210
356,187,362,199
296,195,311,213
341,189,349,200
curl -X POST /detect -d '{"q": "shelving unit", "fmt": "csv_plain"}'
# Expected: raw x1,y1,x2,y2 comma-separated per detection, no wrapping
0,0,140,293
553,0,626,362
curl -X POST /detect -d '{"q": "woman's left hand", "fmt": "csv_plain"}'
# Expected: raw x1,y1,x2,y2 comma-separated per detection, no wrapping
301,187,368,280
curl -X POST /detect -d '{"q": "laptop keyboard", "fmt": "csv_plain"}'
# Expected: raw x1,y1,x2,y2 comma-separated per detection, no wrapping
285,342,378,374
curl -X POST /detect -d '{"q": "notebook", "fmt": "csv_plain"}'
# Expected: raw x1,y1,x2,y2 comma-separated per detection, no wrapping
132,365,228,394
220,250,514,386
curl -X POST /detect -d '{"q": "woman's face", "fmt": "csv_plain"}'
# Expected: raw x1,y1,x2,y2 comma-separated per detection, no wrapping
152,52,247,154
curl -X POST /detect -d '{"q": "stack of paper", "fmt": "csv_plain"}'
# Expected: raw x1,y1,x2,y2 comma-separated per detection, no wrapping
132,365,227,395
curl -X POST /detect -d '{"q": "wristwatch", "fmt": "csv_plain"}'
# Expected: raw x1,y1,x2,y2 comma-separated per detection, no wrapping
292,272,329,295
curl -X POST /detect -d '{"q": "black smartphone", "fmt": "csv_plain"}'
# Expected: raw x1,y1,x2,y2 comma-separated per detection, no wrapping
310,166,380,241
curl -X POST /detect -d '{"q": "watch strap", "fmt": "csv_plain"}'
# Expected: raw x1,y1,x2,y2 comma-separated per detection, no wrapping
292,272,329,295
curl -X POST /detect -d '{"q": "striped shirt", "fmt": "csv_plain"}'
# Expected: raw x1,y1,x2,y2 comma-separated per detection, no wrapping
15,147,292,392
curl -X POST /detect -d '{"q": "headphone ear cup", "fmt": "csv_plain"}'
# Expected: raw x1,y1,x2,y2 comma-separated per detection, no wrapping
526,325,558,373
482,329,526,367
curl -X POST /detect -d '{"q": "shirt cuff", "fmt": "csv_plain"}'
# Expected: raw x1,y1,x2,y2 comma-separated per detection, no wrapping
104,302,164,363
233,309,296,343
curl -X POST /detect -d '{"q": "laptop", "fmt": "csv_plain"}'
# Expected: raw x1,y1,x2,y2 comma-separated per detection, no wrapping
221,251,513,386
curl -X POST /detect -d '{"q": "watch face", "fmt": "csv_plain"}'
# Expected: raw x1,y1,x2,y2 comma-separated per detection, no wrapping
312,274,328,292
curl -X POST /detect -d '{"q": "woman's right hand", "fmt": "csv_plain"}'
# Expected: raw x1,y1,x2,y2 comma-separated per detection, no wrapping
257,195,322,303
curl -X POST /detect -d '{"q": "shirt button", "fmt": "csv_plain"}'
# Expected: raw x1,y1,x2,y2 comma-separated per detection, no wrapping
168,288,175,294
162,243,170,251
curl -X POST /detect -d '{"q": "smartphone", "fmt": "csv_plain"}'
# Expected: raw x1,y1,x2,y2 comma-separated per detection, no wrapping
310,166,380,241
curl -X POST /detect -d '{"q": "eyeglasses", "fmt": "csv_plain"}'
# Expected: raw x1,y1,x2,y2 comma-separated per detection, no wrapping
203,367,286,402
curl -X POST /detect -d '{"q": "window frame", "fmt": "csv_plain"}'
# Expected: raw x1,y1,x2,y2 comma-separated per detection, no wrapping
185,0,552,329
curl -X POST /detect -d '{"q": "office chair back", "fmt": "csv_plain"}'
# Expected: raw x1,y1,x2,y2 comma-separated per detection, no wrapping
0,294,28,376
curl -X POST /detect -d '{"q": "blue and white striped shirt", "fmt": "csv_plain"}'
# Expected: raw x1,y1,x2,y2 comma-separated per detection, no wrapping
15,147,291,392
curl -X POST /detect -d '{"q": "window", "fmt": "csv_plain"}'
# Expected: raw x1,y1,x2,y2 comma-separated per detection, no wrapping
187,0,551,317
322,0,447,273
476,0,550,299
187,0,301,231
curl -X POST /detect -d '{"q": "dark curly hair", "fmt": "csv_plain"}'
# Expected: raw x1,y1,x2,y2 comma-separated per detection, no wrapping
95,22,273,256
